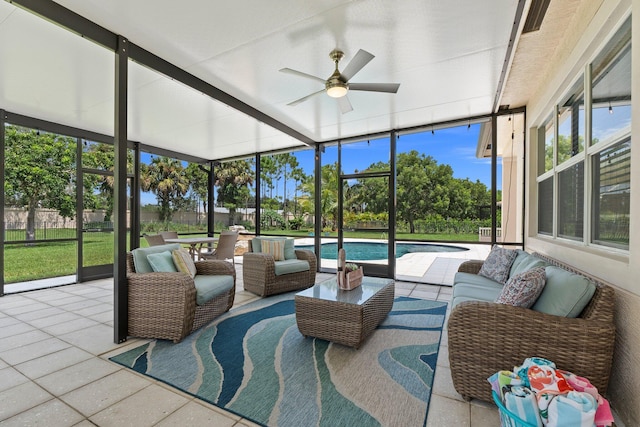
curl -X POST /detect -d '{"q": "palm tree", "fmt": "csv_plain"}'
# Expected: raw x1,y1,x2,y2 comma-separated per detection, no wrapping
215,160,254,226
140,156,189,223
301,162,339,230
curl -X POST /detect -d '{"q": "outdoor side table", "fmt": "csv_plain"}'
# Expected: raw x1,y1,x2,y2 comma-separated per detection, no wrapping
294,276,395,348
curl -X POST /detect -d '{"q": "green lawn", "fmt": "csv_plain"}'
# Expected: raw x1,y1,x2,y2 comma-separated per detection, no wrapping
4,230,479,283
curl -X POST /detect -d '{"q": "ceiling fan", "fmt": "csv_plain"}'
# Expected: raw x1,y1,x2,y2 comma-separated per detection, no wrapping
280,49,400,114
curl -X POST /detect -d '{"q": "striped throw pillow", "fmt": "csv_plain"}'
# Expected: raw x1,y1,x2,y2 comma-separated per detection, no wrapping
261,239,285,261
172,248,197,278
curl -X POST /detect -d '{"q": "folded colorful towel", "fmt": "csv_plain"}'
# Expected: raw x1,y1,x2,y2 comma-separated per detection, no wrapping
503,385,543,427
499,371,524,397
559,370,598,399
594,397,614,427
546,391,597,427
559,370,614,427
488,372,501,396
514,357,556,387
536,392,554,426
528,365,572,395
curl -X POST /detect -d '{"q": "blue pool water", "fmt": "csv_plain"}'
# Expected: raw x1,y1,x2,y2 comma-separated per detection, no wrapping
296,241,467,261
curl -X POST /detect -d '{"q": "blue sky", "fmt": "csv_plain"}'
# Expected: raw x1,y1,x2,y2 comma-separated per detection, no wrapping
140,123,497,206
314,123,496,184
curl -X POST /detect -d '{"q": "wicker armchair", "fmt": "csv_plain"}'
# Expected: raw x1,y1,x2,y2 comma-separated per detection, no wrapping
448,253,616,403
126,251,235,343
243,239,317,296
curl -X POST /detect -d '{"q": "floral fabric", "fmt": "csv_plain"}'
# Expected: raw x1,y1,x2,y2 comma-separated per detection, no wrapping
495,266,546,308
478,245,518,284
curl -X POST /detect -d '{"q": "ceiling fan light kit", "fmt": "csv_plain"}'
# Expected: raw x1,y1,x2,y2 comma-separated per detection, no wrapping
281,48,399,112
326,81,348,98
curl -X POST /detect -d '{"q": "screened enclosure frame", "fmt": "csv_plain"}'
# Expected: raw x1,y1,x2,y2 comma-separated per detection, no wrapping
1,1,527,344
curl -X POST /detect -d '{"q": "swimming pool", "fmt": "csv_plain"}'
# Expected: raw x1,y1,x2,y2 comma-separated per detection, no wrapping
295,241,468,261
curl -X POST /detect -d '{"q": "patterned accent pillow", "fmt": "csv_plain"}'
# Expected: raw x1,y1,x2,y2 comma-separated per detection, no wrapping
147,251,178,272
261,239,285,261
478,245,518,284
172,248,197,278
495,267,547,308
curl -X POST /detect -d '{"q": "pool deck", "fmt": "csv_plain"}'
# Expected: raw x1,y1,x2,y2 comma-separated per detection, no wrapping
294,238,491,286
4,240,491,294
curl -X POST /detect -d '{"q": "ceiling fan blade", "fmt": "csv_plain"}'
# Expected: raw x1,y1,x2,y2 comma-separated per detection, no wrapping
337,96,353,114
349,82,400,93
279,68,326,84
340,49,374,82
287,89,325,106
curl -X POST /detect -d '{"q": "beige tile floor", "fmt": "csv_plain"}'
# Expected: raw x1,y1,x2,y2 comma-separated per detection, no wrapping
0,265,500,427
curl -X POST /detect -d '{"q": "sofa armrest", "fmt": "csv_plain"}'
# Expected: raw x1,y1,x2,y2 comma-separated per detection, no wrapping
457,260,484,274
195,259,236,278
448,300,615,402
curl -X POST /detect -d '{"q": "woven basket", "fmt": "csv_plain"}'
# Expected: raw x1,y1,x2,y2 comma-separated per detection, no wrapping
338,267,363,290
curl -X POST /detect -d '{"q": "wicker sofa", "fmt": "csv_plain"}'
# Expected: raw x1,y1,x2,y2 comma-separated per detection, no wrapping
243,237,317,296
126,244,236,343
448,252,615,403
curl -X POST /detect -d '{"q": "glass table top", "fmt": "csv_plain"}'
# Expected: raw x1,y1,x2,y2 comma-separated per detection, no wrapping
295,276,394,305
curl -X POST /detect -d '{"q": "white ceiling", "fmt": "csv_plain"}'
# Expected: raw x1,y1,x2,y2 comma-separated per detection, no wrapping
1,0,523,161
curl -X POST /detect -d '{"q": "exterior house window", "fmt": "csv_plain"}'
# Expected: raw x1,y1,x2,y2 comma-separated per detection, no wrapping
589,18,631,250
536,16,630,251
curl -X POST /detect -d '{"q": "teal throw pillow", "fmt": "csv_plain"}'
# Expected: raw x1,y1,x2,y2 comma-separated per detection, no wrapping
147,251,178,272
531,266,596,317
284,238,296,260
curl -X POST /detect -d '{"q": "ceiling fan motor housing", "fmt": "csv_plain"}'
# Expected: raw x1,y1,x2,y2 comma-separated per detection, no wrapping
326,49,348,97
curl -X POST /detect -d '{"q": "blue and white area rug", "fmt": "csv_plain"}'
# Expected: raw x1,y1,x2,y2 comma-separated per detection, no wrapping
110,292,447,427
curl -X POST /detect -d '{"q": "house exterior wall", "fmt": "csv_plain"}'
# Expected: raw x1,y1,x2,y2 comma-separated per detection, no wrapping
523,0,638,424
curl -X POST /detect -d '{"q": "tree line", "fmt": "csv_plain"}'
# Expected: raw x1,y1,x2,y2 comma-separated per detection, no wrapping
4,126,497,240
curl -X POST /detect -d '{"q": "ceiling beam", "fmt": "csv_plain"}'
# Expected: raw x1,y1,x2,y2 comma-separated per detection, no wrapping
492,0,527,114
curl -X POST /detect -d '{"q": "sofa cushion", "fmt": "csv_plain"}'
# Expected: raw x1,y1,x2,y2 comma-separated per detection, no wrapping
454,272,504,288
452,281,504,302
193,274,234,305
496,267,546,308
147,251,178,272
532,266,596,317
274,259,309,276
132,244,181,273
509,251,549,277
452,296,486,307
172,248,196,279
262,239,285,261
478,245,518,284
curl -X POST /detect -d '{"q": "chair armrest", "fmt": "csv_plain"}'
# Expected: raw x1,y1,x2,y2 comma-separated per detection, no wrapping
126,272,197,342
195,259,236,277
457,259,484,274
448,301,615,401
242,252,276,278
127,271,196,293
295,249,317,271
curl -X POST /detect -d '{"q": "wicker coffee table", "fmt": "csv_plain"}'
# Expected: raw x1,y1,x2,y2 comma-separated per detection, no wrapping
294,276,395,348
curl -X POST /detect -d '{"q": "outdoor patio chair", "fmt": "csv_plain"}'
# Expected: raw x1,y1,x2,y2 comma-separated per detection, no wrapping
144,234,165,246
159,231,179,240
200,231,238,264
126,243,236,342
243,237,316,297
